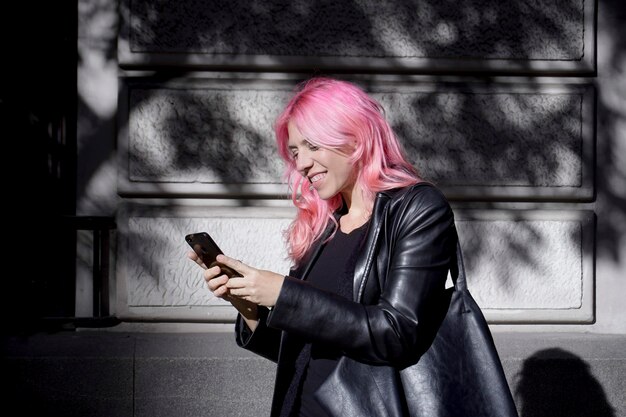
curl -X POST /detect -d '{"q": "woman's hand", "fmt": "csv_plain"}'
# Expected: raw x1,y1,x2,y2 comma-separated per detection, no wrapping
215,254,285,308
187,250,259,329
187,250,230,299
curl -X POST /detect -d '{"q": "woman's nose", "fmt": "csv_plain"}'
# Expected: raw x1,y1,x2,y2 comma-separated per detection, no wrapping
296,151,313,173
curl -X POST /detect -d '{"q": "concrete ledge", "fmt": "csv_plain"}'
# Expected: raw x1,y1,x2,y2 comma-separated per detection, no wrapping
3,331,625,417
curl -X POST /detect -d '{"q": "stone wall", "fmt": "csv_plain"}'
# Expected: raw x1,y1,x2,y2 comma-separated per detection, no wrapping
75,0,626,334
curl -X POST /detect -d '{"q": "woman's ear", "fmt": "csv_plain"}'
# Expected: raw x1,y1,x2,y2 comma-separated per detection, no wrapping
341,140,358,156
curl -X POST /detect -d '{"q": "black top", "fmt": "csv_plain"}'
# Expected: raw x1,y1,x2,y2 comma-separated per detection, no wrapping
295,221,369,417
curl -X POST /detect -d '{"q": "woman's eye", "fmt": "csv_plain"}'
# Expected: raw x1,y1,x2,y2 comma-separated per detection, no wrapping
307,143,319,151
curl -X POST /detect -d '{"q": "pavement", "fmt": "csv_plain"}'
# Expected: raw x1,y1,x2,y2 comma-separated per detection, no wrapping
2,329,625,417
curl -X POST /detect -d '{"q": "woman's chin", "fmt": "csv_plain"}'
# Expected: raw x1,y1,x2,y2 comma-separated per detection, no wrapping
315,188,334,200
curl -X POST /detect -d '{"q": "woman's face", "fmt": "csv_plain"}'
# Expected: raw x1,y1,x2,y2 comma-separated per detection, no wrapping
287,121,356,200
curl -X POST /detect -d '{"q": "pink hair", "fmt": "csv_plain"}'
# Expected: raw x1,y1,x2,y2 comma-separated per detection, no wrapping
275,77,420,265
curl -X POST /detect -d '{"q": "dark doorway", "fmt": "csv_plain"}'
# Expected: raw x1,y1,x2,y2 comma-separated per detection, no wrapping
0,1,78,332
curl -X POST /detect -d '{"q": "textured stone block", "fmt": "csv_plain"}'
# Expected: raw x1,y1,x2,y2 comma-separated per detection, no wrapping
372,83,594,200
117,205,593,323
127,85,289,184
456,209,594,323
119,77,593,200
118,0,594,73
116,204,294,321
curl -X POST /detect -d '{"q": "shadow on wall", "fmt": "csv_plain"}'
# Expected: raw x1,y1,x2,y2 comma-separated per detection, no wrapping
110,0,588,207
515,348,615,417
595,0,626,263
73,0,626,322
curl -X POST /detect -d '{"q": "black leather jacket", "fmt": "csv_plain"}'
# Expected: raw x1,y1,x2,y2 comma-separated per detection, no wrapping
236,183,458,416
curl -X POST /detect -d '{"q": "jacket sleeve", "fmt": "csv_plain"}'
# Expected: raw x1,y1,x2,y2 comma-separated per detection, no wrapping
266,186,457,366
235,306,282,363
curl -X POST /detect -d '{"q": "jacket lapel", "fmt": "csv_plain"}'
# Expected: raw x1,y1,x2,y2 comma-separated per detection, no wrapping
352,190,393,302
293,187,400,298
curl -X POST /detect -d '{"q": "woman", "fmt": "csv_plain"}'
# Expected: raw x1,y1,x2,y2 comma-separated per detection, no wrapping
188,77,457,416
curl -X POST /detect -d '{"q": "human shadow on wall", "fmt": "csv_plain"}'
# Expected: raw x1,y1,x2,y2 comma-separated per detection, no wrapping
515,348,615,417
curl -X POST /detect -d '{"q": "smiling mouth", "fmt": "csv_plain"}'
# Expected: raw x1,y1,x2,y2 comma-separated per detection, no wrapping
309,173,326,183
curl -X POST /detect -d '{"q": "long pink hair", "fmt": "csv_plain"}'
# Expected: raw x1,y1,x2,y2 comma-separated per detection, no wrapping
275,77,420,265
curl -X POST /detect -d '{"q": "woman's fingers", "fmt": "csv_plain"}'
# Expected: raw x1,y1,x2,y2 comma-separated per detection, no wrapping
216,254,250,275
210,277,231,297
201,264,229,297
223,267,285,307
197,254,283,307
204,265,223,283
187,250,207,269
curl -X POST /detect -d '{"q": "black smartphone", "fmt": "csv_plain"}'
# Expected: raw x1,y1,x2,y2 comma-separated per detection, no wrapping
185,232,241,278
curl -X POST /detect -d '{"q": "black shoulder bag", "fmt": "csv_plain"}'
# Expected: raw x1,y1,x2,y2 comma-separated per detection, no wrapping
317,243,519,417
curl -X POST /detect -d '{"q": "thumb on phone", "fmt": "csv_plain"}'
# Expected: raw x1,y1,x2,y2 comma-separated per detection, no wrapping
216,254,248,276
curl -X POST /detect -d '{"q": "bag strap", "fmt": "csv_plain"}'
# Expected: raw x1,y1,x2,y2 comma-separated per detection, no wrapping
453,241,468,292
